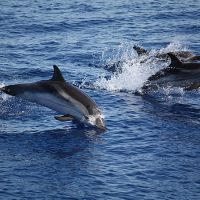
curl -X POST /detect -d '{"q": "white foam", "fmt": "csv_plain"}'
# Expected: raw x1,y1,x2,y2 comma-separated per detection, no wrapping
95,41,189,93
0,83,5,88
0,82,9,101
156,41,189,54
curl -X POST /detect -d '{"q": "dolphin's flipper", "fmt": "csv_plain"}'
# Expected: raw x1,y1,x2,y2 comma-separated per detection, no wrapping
54,114,75,121
167,53,182,67
51,65,66,82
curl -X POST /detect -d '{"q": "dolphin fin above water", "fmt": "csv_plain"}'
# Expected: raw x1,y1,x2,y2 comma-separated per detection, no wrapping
148,53,200,82
167,53,200,71
167,53,183,68
51,65,66,82
1,65,106,130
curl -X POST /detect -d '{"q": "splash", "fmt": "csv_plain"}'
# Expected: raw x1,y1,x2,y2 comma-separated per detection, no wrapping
95,41,189,93
0,83,9,102
0,83,5,88
95,59,158,92
88,113,105,125
156,41,189,54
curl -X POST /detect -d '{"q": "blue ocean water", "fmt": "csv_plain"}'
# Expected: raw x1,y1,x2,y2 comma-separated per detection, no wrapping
1,0,200,199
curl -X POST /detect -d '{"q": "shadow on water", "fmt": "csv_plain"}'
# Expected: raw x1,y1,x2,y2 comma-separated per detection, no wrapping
0,126,103,162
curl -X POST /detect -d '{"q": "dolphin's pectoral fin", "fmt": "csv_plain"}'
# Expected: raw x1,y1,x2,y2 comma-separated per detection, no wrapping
54,114,74,121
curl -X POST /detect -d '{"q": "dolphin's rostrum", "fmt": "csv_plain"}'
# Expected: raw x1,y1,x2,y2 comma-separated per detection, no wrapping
1,65,106,130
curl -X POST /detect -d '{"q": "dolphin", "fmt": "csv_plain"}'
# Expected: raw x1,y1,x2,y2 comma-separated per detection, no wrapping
140,53,200,93
133,45,200,62
0,65,106,130
167,53,200,71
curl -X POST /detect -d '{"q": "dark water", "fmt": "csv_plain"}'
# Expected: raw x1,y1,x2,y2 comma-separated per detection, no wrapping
1,1,200,199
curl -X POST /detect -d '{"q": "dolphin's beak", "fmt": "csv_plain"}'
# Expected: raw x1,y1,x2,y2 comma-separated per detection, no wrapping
95,117,107,131
0,86,13,95
0,85,15,96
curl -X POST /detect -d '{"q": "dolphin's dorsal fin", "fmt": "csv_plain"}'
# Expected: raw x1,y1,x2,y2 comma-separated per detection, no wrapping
133,45,148,55
51,65,65,82
167,53,182,68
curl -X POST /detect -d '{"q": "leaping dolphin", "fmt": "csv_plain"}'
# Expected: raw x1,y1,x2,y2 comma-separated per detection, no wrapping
0,65,106,130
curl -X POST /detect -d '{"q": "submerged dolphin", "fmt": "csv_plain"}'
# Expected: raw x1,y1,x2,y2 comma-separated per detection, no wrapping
140,53,200,93
0,65,106,130
133,45,200,62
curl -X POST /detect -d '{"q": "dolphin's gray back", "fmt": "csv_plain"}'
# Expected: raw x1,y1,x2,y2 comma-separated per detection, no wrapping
46,81,99,115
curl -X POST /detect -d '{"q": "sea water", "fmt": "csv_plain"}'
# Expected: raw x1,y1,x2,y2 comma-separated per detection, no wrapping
0,1,200,199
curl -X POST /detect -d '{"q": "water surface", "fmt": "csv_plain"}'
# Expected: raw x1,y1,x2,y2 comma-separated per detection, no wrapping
0,1,200,199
